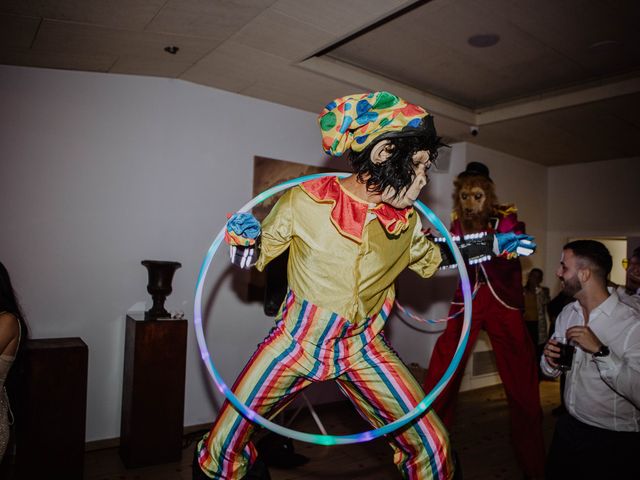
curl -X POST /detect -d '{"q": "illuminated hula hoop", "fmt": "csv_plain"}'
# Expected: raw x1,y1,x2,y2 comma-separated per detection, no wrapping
396,300,466,324
395,281,480,324
194,172,472,446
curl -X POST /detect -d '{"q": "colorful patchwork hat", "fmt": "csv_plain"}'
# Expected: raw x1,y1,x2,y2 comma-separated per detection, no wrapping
318,91,436,156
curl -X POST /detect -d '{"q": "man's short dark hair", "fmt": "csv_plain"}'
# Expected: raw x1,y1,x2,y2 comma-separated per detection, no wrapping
563,240,612,281
632,246,640,260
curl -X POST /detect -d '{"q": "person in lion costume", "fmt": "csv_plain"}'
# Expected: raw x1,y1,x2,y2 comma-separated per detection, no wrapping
424,162,545,479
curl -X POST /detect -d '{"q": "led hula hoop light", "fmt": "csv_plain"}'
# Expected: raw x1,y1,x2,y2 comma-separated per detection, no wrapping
194,172,473,446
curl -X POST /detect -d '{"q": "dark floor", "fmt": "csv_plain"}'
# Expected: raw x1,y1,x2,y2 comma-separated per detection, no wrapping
72,379,559,480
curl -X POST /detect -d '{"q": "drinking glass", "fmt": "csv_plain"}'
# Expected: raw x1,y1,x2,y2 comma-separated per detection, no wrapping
553,335,575,371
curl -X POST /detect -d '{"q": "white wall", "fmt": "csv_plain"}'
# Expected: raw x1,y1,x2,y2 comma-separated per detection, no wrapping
0,65,341,442
546,158,640,295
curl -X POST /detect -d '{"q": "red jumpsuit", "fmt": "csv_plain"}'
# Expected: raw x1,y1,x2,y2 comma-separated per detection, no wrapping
424,208,545,477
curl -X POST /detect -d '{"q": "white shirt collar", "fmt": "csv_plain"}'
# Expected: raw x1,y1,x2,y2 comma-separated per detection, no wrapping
570,290,618,321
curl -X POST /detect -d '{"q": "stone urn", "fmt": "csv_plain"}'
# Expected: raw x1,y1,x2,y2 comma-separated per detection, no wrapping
141,260,182,320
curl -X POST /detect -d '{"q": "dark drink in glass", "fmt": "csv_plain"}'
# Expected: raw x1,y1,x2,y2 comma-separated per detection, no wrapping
558,342,575,371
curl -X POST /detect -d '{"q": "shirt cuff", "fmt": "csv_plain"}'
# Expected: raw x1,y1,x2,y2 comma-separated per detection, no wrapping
540,357,561,378
593,353,619,381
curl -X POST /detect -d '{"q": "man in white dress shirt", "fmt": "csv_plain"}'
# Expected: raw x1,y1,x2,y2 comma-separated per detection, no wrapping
542,240,640,479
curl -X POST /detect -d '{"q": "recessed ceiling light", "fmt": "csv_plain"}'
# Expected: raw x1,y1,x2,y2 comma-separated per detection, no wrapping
164,46,179,55
467,34,500,48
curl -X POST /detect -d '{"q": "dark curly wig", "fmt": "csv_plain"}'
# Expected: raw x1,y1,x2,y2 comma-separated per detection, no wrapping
348,120,445,199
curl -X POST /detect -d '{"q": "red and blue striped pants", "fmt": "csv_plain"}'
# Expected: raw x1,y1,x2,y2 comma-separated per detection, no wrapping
196,319,453,479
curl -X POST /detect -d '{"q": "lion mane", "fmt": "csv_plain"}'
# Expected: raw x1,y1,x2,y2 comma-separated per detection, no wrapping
452,175,499,233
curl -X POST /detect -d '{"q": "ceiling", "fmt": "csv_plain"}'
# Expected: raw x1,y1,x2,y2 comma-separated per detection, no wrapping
1,0,639,166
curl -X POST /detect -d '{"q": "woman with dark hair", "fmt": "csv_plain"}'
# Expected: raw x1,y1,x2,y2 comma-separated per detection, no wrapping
0,262,27,460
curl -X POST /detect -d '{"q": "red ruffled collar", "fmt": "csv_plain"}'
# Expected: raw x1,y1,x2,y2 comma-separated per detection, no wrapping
300,176,413,243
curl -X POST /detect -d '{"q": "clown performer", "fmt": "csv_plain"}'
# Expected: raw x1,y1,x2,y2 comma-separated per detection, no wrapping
424,162,546,479
193,93,535,480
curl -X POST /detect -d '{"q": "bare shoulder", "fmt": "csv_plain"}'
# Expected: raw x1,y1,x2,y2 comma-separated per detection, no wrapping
0,312,19,339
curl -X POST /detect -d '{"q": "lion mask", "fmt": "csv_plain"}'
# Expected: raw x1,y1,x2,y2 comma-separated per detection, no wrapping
453,175,498,233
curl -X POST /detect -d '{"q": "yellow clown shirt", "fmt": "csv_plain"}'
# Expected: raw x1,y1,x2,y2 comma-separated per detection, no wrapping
255,176,441,367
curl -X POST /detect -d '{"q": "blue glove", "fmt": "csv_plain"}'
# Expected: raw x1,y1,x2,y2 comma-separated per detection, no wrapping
225,212,261,246
494,232,536,258
225,212,261,269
